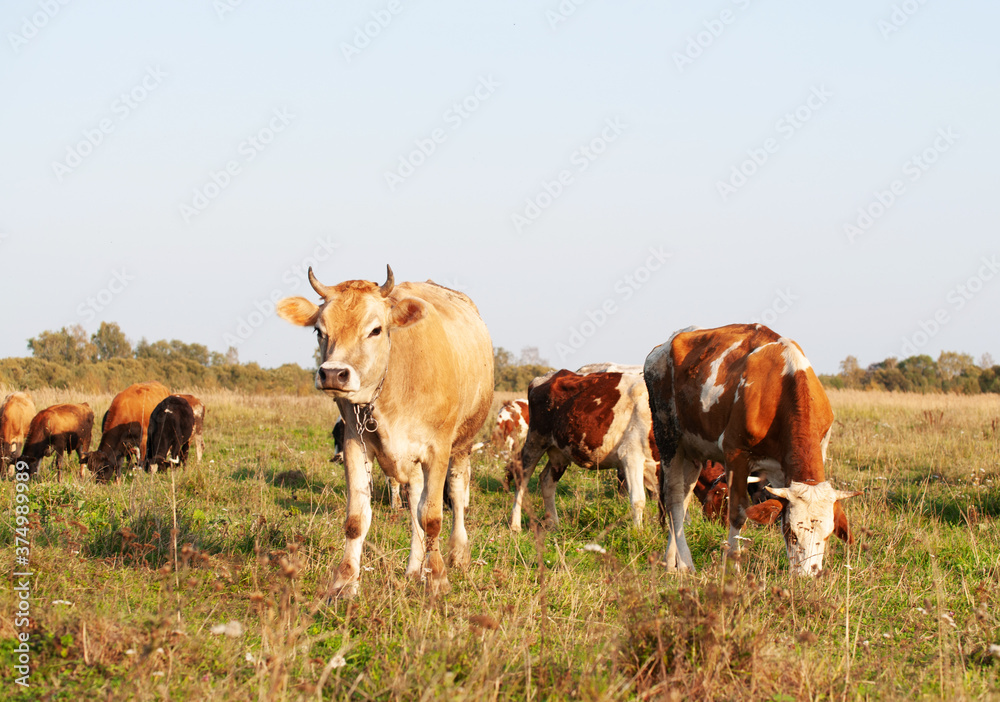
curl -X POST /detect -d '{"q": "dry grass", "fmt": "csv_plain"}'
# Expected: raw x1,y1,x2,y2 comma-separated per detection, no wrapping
0,387,997,700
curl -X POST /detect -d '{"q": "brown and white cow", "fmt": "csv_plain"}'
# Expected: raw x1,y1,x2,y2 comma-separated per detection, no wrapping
509,369,660,530
492,399,529,455
277,266,493,596
173,394,206,462
1,392,36,471
17,403,94,481
644,324,860,576
87,381,171,482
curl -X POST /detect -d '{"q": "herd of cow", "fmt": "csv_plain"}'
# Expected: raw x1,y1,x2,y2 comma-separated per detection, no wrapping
0,381,205,483
0,266,860,598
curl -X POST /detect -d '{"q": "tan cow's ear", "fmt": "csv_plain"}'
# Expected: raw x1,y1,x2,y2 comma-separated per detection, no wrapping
277,297,320,326
833,500,853,544
390,298,428,328
745,499,784,526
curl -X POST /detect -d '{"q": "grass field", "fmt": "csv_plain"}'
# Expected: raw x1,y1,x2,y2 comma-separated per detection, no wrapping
2,387,999,700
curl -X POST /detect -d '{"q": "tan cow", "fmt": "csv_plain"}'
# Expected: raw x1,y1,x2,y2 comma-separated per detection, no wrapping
509,369,660,530
644,324,860,576
277,266,493,596
1,392,36,471
87,381,171,482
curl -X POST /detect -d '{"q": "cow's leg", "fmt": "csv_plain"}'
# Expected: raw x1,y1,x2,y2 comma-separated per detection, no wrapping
539,453,568,528
509,435,546,532
329,435,373,599
55,449,64,483
195,428,204,462
446,452,472,568
404,469,426,578
388,477,403,510
624,456,647,528
724,450,754,561
417,447,450,594
663,448,701,572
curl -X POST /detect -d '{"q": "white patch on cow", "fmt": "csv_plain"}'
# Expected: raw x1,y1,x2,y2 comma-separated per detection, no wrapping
821,426,832,462
766,481,841,575
716,430,725,450
779,338,812,376
751,457,783,486
700,341,741,413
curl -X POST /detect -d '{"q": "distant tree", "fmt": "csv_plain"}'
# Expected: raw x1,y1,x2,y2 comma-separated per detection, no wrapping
494,346,552,392
518,346,546,366
838,355,865,389
938,351,975,382
210,346,240,366
27,325,97,364
898,355,940,392
979,366,1000,394
91,322,132,360
979,352,995,369
135,338,210,366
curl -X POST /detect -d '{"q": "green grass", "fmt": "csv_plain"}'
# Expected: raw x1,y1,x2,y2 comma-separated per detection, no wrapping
0,389,999,700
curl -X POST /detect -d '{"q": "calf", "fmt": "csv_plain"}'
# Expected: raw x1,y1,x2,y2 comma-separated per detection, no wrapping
492,399,529,456
17,403,94,481
87,381,170,482
645,323,860,576
509,369,659,530
1,392,36,472
146,396,196,471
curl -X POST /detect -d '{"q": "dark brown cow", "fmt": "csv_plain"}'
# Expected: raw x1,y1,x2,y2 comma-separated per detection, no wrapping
1,392,36,471
173,394,206,462
146,396,196,471
17,403,94,481
645,324,860,576
509,369,659,530
87,381,170,482
277,266,493,596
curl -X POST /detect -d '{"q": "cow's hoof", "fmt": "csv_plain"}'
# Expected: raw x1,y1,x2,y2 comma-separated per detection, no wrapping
448,545,470,569
325,579,359,601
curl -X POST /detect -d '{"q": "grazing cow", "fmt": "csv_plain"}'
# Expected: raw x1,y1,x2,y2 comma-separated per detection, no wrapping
1,392,36,471
87,381,170,482
146,396,196,471
492,399,529,455
17,403,94,481
331,418,406,509
174,394,206,462
644,324,860,576
509,369,660,530
277,266,493,596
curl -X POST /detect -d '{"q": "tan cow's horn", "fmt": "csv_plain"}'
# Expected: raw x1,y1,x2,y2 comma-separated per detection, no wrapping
379,265,394,297
308,267,331,299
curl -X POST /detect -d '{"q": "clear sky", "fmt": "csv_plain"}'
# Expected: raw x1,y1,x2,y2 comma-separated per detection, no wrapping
2,0,998,374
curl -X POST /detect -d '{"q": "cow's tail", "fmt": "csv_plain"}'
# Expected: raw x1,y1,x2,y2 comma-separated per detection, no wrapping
645,378,680,530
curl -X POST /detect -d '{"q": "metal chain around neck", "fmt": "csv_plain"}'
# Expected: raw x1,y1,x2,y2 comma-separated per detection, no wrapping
349,335,391,496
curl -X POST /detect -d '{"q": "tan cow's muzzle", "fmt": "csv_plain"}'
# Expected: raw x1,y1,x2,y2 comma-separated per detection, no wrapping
317,363,360,394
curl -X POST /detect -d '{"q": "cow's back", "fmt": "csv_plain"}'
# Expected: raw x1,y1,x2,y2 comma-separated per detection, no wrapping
22,403,94,458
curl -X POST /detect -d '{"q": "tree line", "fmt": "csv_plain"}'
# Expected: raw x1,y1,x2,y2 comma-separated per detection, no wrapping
3,324,554,395
819,351,1000,394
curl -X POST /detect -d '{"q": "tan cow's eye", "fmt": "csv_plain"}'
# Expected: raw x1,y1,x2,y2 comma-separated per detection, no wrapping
369,326,382,338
